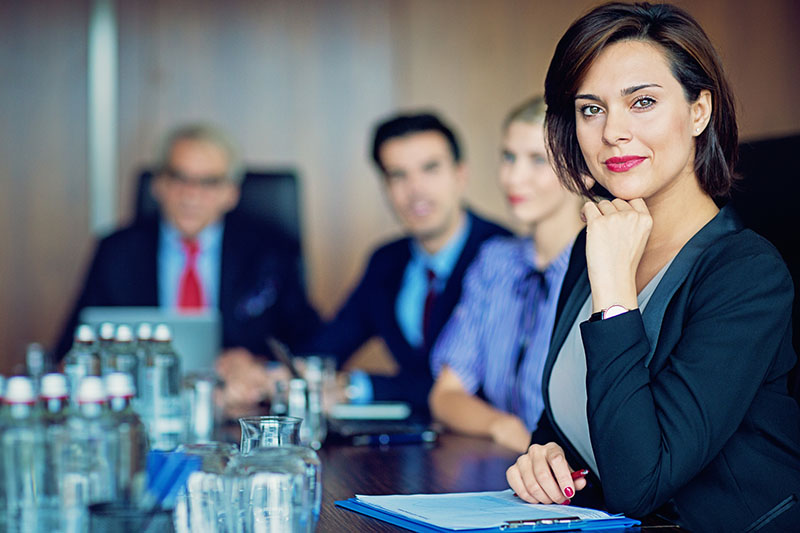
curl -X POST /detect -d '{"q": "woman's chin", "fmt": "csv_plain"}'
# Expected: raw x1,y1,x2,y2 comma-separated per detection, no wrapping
596,185,645,202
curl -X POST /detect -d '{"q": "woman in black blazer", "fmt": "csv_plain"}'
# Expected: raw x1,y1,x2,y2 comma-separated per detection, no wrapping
505,3,800,531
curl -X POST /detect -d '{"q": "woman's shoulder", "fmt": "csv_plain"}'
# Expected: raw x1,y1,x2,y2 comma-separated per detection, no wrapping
465,235,530,283
700,227,787,269
473,235,529,267
691,227,793,299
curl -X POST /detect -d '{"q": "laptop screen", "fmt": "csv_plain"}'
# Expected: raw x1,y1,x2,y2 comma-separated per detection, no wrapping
78,306,221,376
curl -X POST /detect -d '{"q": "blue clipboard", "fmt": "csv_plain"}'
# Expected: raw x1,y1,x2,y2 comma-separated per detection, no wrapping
335,498,641,532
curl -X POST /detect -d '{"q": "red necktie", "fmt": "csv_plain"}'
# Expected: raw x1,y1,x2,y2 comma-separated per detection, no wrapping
178,238,205,310
422,268,437,345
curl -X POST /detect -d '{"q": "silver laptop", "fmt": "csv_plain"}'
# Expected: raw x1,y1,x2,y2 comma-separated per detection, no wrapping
79,306,221,375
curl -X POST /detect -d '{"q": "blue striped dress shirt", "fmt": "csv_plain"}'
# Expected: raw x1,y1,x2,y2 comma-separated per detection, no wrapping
431,235,572,432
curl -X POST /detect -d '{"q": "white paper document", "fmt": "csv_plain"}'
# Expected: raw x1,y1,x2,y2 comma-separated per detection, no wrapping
355,489,618,530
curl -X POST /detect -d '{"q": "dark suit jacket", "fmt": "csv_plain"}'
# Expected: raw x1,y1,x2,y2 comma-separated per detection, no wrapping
305,210,510,413
534,206,800,531
55,213,320,359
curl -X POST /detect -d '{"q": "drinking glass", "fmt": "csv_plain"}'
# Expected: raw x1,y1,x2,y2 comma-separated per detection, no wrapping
173,442,236,533
238,415,301,454
224,447,316,533
235,415,321,527
89,502,174,533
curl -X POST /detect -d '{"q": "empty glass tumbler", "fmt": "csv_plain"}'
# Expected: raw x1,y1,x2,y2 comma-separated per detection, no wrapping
235,415,321,530
224,447,317,533
238,415,302,453
173,442,237,533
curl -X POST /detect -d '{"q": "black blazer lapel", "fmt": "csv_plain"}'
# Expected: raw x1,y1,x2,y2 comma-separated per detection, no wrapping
537,229,590,461
381,241,415,351
219,219,247,319
133,220,160,305
548,229,590,373
426,212,482,349
640,206,742,366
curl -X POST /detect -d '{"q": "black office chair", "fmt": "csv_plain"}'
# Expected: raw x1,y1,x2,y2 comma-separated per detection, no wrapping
134,168,303,252
731,134,800,400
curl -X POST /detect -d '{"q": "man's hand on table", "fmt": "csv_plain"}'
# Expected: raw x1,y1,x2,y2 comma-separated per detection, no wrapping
216,347,290,414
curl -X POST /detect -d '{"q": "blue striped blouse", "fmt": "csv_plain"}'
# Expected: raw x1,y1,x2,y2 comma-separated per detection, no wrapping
430,235,572,432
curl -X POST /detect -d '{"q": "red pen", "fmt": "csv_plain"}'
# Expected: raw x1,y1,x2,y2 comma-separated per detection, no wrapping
571,468,590,480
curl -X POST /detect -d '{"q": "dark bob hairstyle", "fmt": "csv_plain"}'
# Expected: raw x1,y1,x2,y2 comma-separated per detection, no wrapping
544,2,738,199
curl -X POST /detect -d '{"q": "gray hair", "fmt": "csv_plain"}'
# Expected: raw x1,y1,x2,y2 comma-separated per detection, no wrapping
156,123,245,184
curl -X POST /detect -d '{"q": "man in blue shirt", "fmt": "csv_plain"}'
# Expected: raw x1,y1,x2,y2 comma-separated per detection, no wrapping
54,124,320,381
216,113,509,413
305,112,511,413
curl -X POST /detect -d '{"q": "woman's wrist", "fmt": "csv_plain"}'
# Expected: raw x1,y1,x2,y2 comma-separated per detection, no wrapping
488,412,518,438
589,280,638,313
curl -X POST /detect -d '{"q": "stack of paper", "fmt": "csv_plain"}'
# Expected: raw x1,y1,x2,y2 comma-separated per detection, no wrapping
336,489,640,531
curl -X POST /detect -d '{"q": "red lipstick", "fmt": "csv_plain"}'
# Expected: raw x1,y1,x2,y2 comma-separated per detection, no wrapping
604,155,646,172
507,195,526,205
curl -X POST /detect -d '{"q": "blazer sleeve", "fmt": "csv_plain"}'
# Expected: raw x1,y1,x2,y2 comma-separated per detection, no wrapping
53,239,113,360
429,246,492,392
301,256,380,366
272,252,322,353
369,366,433,413
579,249,795,516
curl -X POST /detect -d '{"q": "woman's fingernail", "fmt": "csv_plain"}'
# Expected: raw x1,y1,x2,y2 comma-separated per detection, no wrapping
561,499,571,505
564,486,574,498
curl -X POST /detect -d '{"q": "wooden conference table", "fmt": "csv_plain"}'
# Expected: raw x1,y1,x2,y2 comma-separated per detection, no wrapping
315,431,683,532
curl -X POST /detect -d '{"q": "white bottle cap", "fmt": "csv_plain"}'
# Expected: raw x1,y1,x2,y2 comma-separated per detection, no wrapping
75,324,96,343
5,376,36,404
105,372,135,398
153,323,172,342
115,324,134,343
289,378,307,391
99,322,115,341
40,373,69,399
136,322,153,341
77,376,106,404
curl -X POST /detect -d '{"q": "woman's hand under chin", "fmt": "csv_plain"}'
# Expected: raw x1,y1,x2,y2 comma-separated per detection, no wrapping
582,198,653,312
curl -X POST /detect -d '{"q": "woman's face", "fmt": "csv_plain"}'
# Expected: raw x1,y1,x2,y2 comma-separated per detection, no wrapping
574,39,710,204
499,120,573,226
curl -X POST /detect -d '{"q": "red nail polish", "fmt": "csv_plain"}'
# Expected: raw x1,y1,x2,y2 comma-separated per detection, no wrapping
561,499,571,505
564,486,574,498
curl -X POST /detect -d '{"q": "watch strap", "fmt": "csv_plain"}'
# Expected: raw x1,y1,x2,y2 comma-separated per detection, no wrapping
589,304,630,322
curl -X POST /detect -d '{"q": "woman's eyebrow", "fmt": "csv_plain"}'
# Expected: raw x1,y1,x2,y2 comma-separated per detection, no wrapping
574,93,601,102
621,83,662,96
575,83,663,102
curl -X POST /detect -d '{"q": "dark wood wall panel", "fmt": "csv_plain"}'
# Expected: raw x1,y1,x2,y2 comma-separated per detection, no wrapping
0,0,91,374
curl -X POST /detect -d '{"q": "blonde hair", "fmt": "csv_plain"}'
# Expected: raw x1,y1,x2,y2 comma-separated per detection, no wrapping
502,95,546,130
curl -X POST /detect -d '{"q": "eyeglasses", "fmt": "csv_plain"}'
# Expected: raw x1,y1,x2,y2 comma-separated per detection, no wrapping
163,167,229,189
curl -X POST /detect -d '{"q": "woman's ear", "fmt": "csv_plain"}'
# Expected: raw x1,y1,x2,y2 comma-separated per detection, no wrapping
692,89,712,136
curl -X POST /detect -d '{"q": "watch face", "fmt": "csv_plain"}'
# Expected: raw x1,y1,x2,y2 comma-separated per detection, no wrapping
602,305,629,320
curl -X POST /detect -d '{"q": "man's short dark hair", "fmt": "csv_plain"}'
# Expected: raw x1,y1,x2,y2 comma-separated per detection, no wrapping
370,112,462,174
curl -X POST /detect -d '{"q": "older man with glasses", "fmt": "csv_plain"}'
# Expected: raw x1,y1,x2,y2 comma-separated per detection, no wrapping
54,124,320,391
